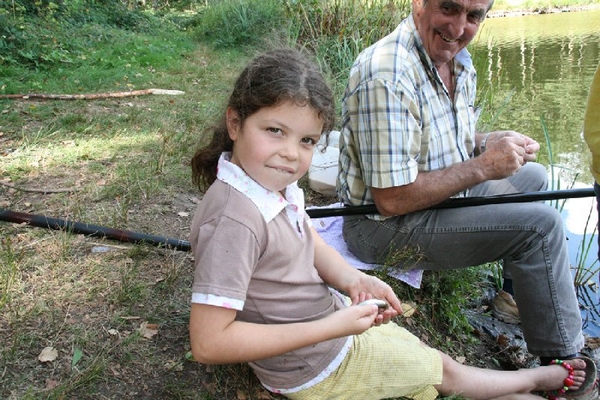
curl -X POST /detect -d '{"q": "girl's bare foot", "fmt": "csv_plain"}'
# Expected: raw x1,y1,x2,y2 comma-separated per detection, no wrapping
535,358,587,393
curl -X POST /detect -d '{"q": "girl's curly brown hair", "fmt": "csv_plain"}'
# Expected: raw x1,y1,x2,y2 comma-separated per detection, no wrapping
191,48,336,191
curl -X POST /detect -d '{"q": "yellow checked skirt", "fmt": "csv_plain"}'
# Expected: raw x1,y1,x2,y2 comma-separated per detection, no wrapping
287,322,442,400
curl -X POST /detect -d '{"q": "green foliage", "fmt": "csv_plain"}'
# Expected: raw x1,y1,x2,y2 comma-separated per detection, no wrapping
189,0,411,104
0,0,150,26
285,0,410,85
406,269,483,338
0,18,193,97
420,269,483,335
0,0,167,70
376,246,485,340
191,0,285,48
0,18,79,69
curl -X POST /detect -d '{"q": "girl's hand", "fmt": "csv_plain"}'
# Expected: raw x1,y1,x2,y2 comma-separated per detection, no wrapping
347,274,402,321
326,304,379,336
354,292,398,326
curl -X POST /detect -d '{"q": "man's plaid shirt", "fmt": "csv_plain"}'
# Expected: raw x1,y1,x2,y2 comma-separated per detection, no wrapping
337,14,480,219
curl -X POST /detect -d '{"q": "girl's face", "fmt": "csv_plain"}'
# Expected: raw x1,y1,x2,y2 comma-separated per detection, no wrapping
227,101,324,193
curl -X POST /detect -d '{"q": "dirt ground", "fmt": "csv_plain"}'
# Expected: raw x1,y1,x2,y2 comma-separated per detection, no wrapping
1,96,599,399
4,173,597,399
0,167,519,399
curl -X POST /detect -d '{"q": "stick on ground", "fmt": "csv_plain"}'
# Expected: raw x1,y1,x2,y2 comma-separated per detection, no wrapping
0,88,185,100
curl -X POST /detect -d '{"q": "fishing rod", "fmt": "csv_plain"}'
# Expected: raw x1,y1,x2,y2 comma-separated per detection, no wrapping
0,208,192,252
305,187,597,218
0,188,595,252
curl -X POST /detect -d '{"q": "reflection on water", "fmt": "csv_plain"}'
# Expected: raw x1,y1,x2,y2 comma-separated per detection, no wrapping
559,185,599,336
470,10,600,337
471,10,600,183
579,285,600,335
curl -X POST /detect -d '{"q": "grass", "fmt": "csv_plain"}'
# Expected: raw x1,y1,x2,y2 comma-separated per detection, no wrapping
0,10,253,393
1,0,598,398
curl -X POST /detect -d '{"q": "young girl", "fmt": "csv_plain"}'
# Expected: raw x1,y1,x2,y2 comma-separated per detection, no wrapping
188,48,594,400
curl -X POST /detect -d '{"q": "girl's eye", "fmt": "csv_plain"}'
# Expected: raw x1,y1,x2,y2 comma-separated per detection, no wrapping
301,137,317,145
267,127,283,135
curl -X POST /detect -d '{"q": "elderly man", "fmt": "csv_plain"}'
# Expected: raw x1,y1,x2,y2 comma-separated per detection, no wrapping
337,0,587,365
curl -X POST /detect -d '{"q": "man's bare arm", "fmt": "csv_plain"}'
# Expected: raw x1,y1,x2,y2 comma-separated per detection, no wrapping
372,132,532,216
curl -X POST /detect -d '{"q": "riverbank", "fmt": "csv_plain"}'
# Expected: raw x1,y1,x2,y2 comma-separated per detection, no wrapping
488,2,600,17
1,2,599,398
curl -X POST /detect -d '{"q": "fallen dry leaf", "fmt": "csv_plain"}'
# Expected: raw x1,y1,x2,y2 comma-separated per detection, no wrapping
109,365,121,376
586,336,600,349
496,334,510,347
45,379,59,389
164,360,184,371
139,321,158,339
255,389,272,399
400,302,417,318
455,356,466,364
38,347,58,363
202,380,216,394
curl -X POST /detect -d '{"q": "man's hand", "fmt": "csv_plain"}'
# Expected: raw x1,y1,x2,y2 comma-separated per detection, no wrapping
478,130,540,180
483,130,540,160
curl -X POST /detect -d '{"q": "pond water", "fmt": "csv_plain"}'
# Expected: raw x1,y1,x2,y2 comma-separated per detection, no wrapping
470,9,600,337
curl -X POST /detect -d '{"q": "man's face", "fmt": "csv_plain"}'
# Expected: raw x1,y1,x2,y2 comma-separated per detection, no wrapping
412,0,492,68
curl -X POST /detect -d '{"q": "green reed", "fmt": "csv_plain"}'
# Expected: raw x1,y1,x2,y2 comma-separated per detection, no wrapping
285,0,410,98
541,116,600,286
